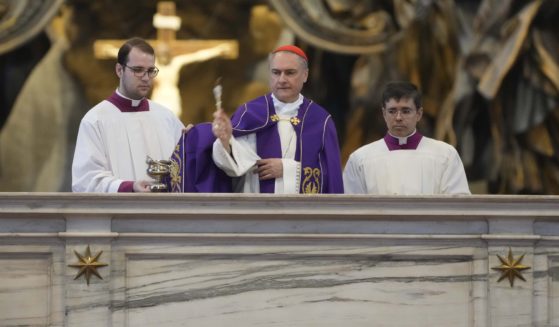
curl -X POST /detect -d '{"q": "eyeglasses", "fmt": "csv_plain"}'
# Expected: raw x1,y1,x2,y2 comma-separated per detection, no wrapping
383,108,416,117
123,64,159,78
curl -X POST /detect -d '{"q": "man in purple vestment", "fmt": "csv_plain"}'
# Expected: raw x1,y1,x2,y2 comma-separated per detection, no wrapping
209,45,344,194
72,38,186,193
343,81,470,195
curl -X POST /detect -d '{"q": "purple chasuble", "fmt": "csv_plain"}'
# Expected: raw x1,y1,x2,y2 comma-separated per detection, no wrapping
106,92,149,112
383,132,423,151
168,123,232,193
230,93,344,194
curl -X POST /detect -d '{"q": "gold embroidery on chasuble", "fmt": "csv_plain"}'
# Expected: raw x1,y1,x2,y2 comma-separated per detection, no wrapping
170,144,182,188
302,167,321,194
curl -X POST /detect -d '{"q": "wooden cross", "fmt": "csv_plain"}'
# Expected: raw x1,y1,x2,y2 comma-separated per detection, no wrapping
93,1,238,116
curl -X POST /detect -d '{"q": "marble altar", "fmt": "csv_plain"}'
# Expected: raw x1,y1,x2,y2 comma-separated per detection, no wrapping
0,193,558,326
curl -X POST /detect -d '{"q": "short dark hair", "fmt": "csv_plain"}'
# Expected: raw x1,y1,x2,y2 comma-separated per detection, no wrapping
117,37,155,65
382,81,422,109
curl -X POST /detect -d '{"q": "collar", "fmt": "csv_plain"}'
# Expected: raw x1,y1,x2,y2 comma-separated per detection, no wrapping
384,130,423,151
107,90,149,112
271,93,303,117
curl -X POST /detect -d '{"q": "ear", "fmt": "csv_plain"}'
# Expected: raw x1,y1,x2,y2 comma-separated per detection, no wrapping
116,63,123,78
417,107,424,121
381,106,388,121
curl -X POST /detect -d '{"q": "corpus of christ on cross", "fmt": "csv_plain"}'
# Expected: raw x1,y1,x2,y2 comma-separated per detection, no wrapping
93,1,239,117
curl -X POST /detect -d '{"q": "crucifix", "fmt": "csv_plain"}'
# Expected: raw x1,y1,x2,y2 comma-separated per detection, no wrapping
93,1,238,117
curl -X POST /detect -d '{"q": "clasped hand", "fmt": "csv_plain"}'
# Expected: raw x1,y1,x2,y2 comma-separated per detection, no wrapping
255,158,283,180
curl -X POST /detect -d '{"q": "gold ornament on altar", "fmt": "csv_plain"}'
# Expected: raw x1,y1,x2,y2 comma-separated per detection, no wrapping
146,156,172,192
491,248,531,287
68,245,108,285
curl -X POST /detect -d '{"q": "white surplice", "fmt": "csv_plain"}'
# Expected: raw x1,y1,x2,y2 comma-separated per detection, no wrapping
212,94,302,193
72,91,184,192
343,136,471,195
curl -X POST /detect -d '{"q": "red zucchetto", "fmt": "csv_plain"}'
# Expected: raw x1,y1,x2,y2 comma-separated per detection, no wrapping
272,45,308,62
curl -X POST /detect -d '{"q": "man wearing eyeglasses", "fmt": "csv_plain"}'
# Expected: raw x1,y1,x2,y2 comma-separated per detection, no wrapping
343,81,470,195
72,37,185,192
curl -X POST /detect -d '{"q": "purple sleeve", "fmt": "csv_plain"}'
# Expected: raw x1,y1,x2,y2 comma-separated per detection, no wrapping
321,118,344,193
118,181,134,192
182,123,233,193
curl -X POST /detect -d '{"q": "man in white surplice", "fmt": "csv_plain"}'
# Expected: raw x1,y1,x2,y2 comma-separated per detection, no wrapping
343,81,470,195
210,45,343,194
72,38,186,193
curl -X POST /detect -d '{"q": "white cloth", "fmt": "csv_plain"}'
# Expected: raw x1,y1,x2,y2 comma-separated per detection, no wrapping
212,94,302,193
72,97,184,192
343,136,471,195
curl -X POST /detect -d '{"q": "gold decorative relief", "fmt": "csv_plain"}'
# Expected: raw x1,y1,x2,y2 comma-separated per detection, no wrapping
68,245,108,285
491,248,530,287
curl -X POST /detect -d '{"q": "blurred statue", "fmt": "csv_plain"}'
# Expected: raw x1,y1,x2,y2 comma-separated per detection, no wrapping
446,0,559,193
0,5,88,191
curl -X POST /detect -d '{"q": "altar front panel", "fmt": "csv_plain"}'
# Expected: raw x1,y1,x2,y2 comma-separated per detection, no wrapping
0,193,557,327
108,241,484,327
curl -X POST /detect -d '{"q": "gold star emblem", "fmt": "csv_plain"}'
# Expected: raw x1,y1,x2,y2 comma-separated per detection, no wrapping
68,246,108,285
491,248,530,287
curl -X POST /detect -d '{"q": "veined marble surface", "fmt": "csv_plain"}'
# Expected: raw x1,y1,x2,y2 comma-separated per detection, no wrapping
0,193,558,326
112,244,484,327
